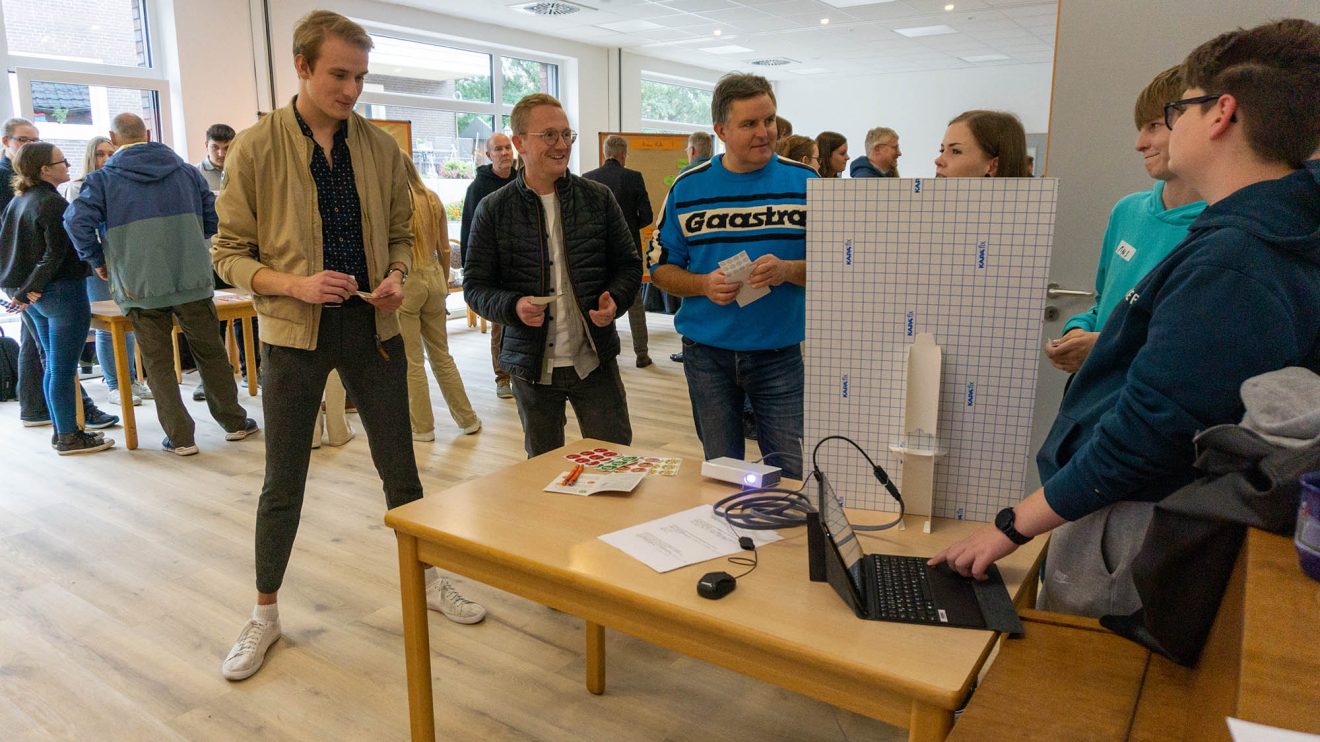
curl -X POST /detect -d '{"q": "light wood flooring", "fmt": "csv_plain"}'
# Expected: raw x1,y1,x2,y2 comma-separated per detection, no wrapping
0,310,904,741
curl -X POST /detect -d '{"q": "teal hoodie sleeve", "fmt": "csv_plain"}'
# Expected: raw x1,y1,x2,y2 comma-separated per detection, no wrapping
1043,253,1308,521
1061,204,1122,335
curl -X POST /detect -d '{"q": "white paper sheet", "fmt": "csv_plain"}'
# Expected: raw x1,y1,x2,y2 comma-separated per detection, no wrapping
598,505,783,572
718,250,770,307
1228,718,1320,742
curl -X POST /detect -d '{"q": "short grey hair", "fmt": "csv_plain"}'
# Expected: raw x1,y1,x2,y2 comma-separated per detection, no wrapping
864,126,897,150
3,117,33,138
711,72,775,126
603,134,628,160
112,113,149,141
687,131,713,158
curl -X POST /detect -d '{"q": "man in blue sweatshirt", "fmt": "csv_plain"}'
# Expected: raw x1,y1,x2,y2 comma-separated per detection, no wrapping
1046,67,1206,375
933,19,1320,616
66,113,257,456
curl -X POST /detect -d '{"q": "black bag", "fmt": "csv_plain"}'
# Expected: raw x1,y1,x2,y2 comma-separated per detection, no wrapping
0,324,18,402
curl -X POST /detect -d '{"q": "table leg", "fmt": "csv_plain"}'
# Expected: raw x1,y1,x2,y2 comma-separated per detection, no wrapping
172,326,183,384
74,378,85,429
396,533,435,742
226,320,239,373
585,621,606,695
241,316,258,397
111,321,138,450
908,700,954,742
133,339,146,384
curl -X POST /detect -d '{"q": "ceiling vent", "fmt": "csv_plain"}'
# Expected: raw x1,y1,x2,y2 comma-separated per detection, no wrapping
748,57,798,66
512,1,591,16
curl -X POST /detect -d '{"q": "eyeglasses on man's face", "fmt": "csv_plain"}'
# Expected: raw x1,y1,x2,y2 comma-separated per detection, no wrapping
46,158,69,168
12,135,39,145
524,129,577,145
1163,94,1224,130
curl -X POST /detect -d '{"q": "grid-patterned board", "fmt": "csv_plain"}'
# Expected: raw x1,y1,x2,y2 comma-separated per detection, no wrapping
805,177,1057,522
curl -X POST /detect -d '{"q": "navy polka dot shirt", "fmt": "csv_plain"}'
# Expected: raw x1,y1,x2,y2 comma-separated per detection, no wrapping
294,101,370,292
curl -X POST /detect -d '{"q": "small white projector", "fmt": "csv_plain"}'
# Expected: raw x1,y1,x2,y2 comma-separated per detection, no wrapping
701,457,782,488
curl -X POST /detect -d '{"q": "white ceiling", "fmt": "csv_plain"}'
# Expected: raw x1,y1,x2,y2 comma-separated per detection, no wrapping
383,0,1058,79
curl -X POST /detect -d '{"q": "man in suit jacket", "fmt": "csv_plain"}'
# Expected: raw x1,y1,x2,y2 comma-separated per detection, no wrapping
583,135,653,367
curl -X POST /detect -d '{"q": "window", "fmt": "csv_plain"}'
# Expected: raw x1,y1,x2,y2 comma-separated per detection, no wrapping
357,30,560,233
2,0,151,68
641,78,713,130
20,77,161,179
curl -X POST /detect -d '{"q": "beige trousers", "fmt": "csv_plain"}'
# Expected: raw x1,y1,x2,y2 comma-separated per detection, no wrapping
398,266,479,434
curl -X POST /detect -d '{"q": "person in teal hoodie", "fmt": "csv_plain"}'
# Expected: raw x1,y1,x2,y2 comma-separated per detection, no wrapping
932,19,1320,618
65,113,257,456
1046,66,1206,374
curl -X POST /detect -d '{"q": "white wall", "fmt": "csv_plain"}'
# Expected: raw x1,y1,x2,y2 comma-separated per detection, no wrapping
167,0,261,163
774,63,1054,178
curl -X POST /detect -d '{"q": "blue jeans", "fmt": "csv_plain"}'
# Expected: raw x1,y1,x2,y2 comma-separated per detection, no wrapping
681,338,804,479
87,274,135,390
25,278,92,434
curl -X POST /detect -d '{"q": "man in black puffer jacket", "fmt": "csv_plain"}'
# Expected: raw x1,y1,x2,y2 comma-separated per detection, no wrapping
464,93,643,457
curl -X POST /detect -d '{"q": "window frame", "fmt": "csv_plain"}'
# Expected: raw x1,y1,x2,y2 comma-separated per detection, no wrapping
640,73,716,135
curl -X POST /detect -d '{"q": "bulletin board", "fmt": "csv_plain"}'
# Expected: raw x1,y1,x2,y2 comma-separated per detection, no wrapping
371,119,412,157
596,132,691,245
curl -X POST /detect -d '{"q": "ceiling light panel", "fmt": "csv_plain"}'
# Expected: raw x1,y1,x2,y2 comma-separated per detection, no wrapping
894,24,957,37
594,19,664,32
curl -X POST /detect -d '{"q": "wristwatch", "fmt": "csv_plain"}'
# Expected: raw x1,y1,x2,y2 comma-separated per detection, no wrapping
386,267,408,285
995,507,1032,545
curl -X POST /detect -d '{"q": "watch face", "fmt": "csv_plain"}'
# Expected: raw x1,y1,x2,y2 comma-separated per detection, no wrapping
995,507,1014,531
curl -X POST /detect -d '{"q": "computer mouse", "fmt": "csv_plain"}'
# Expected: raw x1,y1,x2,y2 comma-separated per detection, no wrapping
697,571,737,600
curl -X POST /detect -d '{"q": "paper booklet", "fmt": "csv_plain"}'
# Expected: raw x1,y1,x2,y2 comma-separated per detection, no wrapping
544,470,647,496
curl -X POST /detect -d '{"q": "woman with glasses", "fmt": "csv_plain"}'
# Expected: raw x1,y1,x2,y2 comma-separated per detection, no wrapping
60,137,150,407
0,142,114,454
776,135,820,173
815,131,848,178
935,110,1029,178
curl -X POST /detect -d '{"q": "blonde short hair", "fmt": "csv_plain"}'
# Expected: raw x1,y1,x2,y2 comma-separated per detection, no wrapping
509,93,564,135
292,10,372,70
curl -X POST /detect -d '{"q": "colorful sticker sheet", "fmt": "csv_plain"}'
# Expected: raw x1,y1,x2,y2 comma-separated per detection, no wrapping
563,449,682,476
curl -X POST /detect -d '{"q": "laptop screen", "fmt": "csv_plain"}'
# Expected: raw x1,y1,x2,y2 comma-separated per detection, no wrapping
819,473,866,596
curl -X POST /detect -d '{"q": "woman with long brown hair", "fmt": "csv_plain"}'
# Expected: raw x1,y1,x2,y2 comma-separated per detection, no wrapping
935,110,1029,178
815,131,848,178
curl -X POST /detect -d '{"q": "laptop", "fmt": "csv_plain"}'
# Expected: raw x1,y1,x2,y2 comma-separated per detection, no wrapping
817,483,1024,634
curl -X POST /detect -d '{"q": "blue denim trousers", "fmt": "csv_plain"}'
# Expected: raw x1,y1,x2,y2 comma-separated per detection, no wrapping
86,273,135,390
24,278,92,434
681,338,804,479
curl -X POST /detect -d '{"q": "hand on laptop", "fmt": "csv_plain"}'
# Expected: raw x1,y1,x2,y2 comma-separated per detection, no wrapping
929,526,1018,581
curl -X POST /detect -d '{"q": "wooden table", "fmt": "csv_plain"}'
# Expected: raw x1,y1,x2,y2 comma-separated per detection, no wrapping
88,291,258,450
385,439,1046,742
950,529,1320,741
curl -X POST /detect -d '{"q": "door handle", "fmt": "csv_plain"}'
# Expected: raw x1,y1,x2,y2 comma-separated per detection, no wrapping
1046,282,1094,299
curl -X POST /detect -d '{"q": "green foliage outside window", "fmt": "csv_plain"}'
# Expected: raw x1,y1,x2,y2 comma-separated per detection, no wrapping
641,80,713,126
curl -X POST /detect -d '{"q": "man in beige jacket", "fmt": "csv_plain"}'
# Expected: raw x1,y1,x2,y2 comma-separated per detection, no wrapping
212,10,485,682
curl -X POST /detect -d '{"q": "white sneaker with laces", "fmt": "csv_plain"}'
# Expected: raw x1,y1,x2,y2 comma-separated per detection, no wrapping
426,579,486,624
108,389,142,406
132,381,154,400
412,429,435,442
221,617,282,680
460,420,482,435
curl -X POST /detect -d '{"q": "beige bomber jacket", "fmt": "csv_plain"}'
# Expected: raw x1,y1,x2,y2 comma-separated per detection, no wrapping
212,100,413,350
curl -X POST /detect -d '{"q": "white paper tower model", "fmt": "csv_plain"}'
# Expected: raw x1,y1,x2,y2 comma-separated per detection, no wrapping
887,333,947,533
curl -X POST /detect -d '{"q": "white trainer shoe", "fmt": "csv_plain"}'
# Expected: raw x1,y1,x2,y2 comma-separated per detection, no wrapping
412,430,436,442
221,617,282,680
426,579,487,625
132,381,154,400
460,420,482,436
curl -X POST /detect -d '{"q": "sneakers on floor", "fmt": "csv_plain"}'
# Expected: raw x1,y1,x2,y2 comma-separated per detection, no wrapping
21,417,51,427
55,431,115,455
426,579,487,625
107,388,142,406
162,437,199,456
83,407,120,429
495,381,513,399
225,418,260,441
412,430,436,442
221,617,282,681
460,420,482,435
192,385,206,402
636,354,653,368
669,352,684,363
131,381,154,400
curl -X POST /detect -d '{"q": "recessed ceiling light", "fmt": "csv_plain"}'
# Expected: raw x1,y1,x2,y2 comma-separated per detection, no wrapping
713,29,722,36
944,3,955,10
701,45,754,55
818,0,898,7
894,24,957,38
595,19,663,33
960,53,1010,63
820,18,830,25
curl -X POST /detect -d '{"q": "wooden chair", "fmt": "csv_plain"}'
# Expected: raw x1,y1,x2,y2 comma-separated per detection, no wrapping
450,238,486,333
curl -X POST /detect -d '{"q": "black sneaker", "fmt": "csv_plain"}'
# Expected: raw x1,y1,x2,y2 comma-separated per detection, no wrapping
193,385,207,401
225,418,260,441
56,431,115,455
669,352,684,363
83,407,120,429
162,437,199,456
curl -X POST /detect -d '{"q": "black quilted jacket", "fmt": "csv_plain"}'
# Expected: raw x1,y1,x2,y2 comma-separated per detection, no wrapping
463,170,643,381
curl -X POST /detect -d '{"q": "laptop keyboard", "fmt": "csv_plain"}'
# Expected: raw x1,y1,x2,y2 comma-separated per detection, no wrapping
872,556,939,623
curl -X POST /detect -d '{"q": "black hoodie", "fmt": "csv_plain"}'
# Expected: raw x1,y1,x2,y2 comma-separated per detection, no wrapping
459,163,515,265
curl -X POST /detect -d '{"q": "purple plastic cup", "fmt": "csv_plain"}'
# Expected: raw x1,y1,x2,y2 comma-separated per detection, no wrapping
1298,471,1320,582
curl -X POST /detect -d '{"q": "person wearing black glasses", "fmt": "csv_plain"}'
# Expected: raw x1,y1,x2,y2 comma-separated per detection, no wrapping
0,141,113,454
464,92,642,459
933,19,1320,620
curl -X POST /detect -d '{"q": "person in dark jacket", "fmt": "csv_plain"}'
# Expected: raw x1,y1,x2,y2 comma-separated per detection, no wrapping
461,132,518,398
66,113,255,456
583,135,653,367
849,126,900,178
464,93,642,458
932,19,1320,616
0,141,114,454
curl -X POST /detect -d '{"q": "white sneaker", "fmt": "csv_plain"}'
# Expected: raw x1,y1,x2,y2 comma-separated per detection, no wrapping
221,617,282,680
460,420,482,436
107,389,142,406
132,381,154,400
426,579,486,625
412,430,435,442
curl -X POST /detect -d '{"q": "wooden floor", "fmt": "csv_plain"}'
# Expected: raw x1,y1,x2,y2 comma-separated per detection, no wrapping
0,309,904,741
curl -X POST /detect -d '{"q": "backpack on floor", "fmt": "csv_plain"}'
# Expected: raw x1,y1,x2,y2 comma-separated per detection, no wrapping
0,324,18,402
